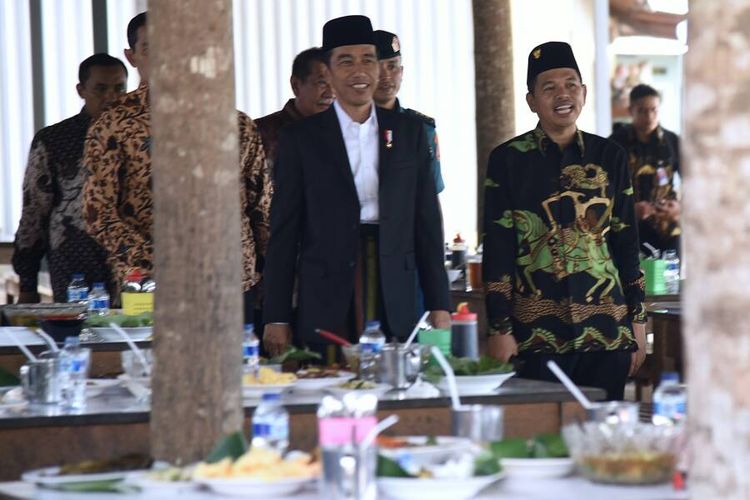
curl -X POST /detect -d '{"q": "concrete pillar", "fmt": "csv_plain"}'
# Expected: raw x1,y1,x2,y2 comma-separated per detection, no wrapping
683,2,750,498
472,0,515,234
149,1,243,463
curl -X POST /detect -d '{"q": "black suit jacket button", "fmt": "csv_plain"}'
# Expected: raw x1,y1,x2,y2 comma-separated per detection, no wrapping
348,260,355,268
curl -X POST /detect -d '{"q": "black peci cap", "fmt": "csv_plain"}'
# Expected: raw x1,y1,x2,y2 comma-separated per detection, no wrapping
526,41,581,91
322,15,375,52
374,30,401,60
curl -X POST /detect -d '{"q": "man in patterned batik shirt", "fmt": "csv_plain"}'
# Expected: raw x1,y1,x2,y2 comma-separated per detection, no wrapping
12,53,128,303
482,42,647,400
609,84,681,256
82,12,272,320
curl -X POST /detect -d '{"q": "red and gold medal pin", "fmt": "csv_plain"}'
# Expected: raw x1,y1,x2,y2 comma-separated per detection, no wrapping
384,129,393,148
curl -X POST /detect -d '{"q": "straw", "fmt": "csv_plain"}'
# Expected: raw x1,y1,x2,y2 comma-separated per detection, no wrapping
403,311,430,350
643,242,660,259
430,346,461,410
6,330,37,362
546,360,593,410
34,328,59,353
316,329,352,347
110,322,151,377
360,414,399,449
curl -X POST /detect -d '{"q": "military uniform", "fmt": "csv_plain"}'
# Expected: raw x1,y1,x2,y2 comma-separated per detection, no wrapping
374,29,444,194
394,99,444,193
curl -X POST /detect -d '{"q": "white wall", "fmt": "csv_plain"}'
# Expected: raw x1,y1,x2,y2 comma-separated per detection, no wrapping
40,0,93,125
511,0,597,136
0,1,34,242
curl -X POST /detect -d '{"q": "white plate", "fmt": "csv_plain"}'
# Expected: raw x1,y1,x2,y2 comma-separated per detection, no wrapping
379,436,476,467
324,382,392,398
92,326,152,342
0,387,27,412
378,472,504,500
293,372,356,392
127,475,196,494
117,374,151,400
436,372,515,394
86,378,120,398
500,457,574,478
242,383,295,398
22,466,145,487
197,476,316,497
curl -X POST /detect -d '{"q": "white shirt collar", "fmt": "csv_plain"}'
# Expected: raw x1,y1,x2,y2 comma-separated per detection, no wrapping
333,99,378,131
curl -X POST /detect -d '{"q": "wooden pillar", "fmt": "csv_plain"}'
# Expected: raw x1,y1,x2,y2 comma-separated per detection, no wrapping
683,2,750,497
149,1,243,462
472,0,515,234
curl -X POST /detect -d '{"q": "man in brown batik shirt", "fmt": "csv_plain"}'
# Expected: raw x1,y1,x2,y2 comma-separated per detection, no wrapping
82,12,272,317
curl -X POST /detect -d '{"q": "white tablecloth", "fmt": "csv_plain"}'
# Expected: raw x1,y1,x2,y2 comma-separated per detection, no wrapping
0,476,688,500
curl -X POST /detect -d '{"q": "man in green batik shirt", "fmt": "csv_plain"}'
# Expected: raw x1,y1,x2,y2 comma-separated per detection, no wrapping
482,42,647,400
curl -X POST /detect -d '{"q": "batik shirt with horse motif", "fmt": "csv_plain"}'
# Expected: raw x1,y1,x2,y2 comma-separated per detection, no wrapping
482,125,646,354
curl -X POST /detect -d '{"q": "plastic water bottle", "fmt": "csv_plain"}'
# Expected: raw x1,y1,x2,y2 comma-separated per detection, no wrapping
88,282,110,316
66,273,89,304
60,337,89,409
663,250,680,294
243,324,260,376
358,321,386,381
251,393,289,454
652,372,687,426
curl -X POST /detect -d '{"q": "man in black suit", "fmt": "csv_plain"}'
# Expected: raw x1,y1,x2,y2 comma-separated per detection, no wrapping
263,15,450,355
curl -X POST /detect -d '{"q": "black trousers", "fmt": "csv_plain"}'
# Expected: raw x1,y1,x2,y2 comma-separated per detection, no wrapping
517,350,631,401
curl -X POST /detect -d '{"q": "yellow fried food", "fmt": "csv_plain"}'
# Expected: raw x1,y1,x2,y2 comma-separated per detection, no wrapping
193,458,232,478
193,448,319,481
242,367,297,385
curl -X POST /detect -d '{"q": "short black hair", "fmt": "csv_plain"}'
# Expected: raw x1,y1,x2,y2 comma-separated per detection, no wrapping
78,53,128,85
629,84,660,104
127,12,147,49
291,47,326,81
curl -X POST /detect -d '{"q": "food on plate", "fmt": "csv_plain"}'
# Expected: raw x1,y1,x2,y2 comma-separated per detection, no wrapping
336,379,376,390
146,466,193,482
268,346,322,364
242,367,296,385
424,356,513,381
377,450,500,479
377,435,439,449
578,452,674,484
490,433,569,459
193,448,319,481
296,367,344,379
85,312,153,328
57,454,153,476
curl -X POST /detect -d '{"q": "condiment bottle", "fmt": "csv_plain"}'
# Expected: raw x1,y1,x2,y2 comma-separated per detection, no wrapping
121,269,155,316
451,302,478,359
450,233,468,270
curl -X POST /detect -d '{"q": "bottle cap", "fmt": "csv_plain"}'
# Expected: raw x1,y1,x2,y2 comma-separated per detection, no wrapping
660,371,679,383
365,320,381,331
71,273,85,280
453,233,464,243
125,269,143,283
92,282,105,289
262,392,281,401
243,324,254,333
451,302,477,321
